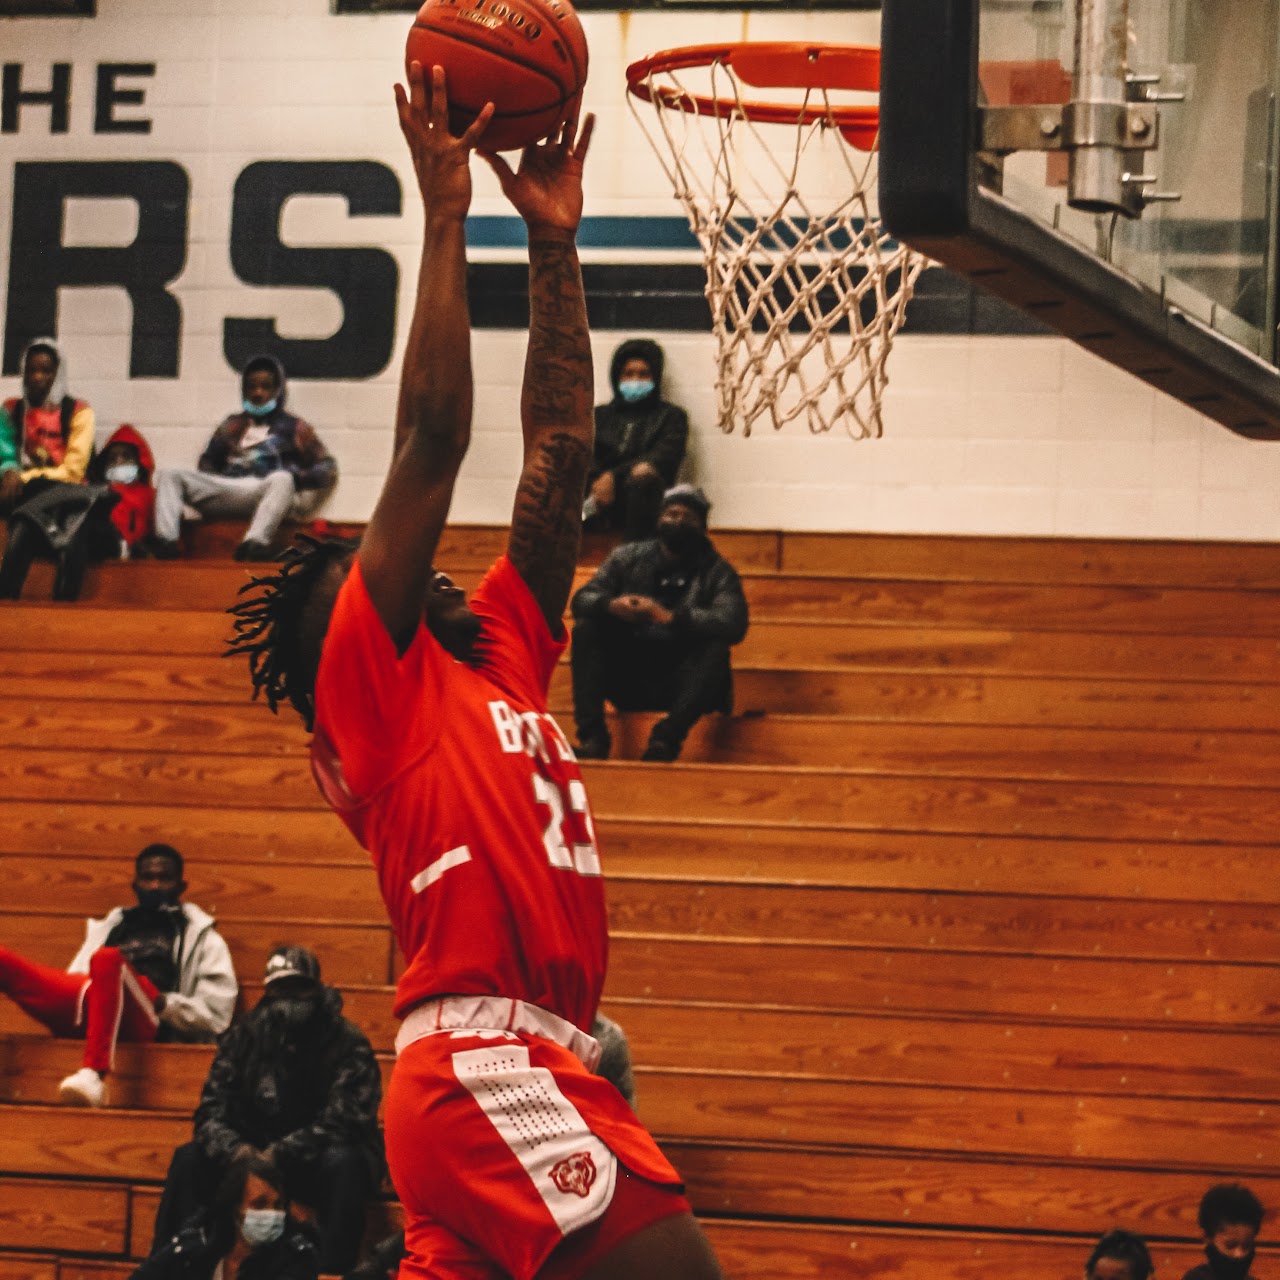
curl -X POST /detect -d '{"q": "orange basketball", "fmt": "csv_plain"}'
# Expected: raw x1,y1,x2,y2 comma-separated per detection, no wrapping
406,0,588,152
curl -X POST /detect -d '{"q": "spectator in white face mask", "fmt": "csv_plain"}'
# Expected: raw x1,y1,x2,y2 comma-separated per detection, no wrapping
131,1154,320,1280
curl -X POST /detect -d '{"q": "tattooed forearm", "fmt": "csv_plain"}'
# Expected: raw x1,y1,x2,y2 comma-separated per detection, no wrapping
524,236,593,431
509,233,594,627
509,431,592,627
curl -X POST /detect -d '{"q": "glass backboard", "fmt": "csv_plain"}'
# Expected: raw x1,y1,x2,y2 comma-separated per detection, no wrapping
879,0,1280,439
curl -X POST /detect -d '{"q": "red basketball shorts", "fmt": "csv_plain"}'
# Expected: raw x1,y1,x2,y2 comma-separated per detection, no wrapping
385,1000,688,1280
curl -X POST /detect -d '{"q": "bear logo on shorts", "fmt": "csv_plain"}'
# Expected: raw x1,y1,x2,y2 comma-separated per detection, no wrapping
550,1151,597,1198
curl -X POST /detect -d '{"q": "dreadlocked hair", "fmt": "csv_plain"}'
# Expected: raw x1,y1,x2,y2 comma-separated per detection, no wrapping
226,533,358,730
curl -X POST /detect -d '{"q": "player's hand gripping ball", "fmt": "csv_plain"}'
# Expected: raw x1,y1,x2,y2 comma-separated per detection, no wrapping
406,0,588,153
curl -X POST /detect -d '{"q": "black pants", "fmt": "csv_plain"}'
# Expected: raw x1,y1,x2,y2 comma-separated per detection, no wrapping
570,613,731,747
0,480,119,601
151,1140,375,1273
589,468,665,542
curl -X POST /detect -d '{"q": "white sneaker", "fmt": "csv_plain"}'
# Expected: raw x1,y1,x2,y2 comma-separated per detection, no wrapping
58,1067,106,1108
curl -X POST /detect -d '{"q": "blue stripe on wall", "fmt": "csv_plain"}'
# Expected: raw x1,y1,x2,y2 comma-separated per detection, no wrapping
468,259,1053,337
467,215,698,250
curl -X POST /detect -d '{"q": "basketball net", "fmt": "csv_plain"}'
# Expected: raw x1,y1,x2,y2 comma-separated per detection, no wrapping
629,53,923,438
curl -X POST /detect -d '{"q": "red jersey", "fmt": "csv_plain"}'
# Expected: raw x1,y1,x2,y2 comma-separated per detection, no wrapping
311,555,607,1031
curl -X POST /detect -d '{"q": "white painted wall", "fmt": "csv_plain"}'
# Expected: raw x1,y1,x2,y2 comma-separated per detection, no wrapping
1,0,1278,539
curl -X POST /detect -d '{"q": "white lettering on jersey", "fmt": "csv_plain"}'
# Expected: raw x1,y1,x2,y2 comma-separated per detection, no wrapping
533,774,575,869
490,700,602,878
519,712,552,764
489,700,525,754
567,779,601,875
410,844,473,893
543,716,577,763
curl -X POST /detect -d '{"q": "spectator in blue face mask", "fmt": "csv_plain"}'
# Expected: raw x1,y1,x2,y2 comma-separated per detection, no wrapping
150,355,337,562
584,338,689,542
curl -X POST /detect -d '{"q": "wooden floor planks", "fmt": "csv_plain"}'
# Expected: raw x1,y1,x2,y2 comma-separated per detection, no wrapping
2,526,1279,1278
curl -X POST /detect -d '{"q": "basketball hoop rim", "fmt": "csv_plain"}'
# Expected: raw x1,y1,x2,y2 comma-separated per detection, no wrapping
624,42,881,149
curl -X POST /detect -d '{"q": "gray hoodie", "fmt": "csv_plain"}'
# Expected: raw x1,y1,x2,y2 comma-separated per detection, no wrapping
68,901,237,1041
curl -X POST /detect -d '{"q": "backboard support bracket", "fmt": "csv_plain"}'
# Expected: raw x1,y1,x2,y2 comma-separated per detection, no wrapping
879,0,1280,440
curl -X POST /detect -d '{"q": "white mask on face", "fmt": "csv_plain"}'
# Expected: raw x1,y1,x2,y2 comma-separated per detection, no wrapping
240,1208,287,1247
105,463,140,485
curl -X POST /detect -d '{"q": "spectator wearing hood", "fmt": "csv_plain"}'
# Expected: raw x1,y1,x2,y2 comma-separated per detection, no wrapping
0,336,95,504
0,844,236,1107
0,336,115,600
88,424,157,559
148,946,382,1275
571,484,749,762
585,338,688,541
152,356,336,562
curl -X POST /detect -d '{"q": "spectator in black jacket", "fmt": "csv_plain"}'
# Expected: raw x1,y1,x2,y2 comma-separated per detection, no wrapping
584,338,688,541
570,484,748,762
1182,1183,1265,1280
146,946,382,1274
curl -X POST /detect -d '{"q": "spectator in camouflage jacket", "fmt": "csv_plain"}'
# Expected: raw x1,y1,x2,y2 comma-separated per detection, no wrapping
146,946,382,1275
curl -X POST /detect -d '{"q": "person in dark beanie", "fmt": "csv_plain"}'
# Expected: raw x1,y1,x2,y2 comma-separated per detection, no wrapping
1182,1183,1266,1280
570,483,748,762
147,946,382,1274
584,338,688,541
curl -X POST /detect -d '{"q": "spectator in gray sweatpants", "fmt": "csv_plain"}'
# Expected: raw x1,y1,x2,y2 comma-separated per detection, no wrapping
151,355,336,562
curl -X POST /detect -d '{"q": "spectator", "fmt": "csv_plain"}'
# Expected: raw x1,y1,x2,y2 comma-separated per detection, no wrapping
1087,1229,1153,1280
0,844,236,1107
570,483,749,762
149,946,382,1275
593,1011,637,1109
151,355,336,562
0,335,115,600
1183,1183,1265,1280
88,424,158,560
0,337,95,501
132,1153,320,1280
584,337,688,541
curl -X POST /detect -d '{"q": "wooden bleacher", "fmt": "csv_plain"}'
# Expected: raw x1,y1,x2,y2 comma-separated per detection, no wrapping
1,524,1278,1278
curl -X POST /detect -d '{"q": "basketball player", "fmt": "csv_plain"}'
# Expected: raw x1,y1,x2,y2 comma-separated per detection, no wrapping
228,64,723,1280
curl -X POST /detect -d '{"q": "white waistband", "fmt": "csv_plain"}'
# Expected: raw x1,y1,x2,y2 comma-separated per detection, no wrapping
396,995,602,1072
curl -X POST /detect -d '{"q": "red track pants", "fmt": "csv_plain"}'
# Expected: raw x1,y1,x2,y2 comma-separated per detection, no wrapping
0,945,160,1073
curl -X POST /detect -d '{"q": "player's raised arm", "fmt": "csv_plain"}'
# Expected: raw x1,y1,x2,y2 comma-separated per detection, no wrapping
359,63,495,651
482,116,596,633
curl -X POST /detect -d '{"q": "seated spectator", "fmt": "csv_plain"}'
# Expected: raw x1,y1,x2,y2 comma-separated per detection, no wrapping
148,946,382,1275
593,1011,637,1110
584,338,688,541
570,484,749,762
132,1153,320,1280
0,335,116,600
0,843,236,1107
1183,1183,1265,1280
1087,1229,1153,1280
151,355,336,562
88,424,158,560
